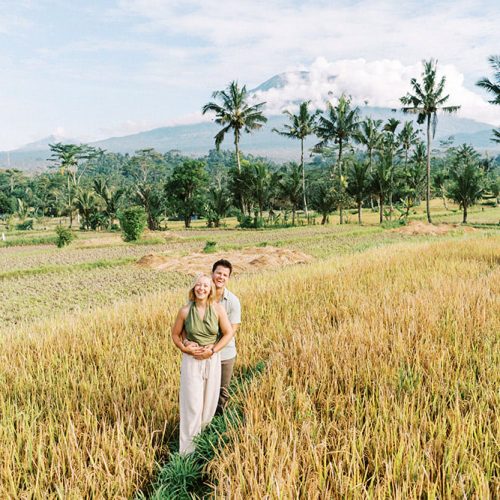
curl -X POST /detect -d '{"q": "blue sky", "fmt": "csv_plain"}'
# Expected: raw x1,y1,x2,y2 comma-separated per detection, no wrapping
0,0,499,150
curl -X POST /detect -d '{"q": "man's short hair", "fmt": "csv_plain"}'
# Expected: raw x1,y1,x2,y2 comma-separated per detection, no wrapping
212,259,233,275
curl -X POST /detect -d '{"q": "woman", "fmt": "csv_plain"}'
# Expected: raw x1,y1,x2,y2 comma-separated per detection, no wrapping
171,273,234,454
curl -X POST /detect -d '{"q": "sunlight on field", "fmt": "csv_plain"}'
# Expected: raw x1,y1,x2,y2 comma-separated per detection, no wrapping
0,232,498,497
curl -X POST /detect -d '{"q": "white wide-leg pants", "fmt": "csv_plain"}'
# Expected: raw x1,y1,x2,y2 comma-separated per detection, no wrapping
179,352,221,455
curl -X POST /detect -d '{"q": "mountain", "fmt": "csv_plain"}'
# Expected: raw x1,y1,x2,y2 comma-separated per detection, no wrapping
2,72,499,171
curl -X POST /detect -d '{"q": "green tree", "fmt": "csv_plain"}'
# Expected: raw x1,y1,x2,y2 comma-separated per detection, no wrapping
476,55,500,143
93,179,124,228
398,121,420,169
205,186,232,228
355,118,383,209
400,59,461,223
316,94,360,224
119,206,147,241
273,101,319,217
249,161,272,218
48,143,101,227
447,145,484,223
166,159,208,228
346,158,370,224
382,118,401,218
279,162,303,225
202,80,267,176
371,152,394,224
310,177,339,225
125,149,168,230
74,190,101,230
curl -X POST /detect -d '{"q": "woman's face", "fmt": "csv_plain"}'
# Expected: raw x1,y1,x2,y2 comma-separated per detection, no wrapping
193,276,212,300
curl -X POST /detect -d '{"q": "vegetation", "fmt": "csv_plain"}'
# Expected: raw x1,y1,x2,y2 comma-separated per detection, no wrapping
55,225,75,247
476,54,500,143
400,59,461,223
0,233,498,497
118,206,147,241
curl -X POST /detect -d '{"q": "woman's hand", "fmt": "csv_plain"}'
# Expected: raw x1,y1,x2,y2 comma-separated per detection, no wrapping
193,345,214,360
184,343,206,356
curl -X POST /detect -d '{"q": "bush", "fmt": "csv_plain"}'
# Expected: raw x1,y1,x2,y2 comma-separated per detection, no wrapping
203,241,217,253
16,219,34,230
55,226,75,248
118,206,147,242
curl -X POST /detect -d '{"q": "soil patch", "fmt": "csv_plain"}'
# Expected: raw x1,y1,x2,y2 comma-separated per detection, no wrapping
136,246,312,275
393,221,477,236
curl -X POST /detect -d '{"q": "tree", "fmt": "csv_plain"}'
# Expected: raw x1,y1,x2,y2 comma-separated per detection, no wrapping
125,149,168,230
476,55,500,143
48,143,101,227
310,177,338,225
74,190,100,230
382,118,401,218
249,161,272,218
398,121,420,168
400,59,461,223
166,159,208,228
355,118,383,209
447,145,483,223
273,101,319,217
205,186,231,228
202,80,267,177
279,162,303,225
371,152,394,224
346,158,370,224
316,94,360,224
93,179,124,228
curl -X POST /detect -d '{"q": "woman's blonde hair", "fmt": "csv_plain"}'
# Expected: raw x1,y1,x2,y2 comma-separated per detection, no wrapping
188,273,216,304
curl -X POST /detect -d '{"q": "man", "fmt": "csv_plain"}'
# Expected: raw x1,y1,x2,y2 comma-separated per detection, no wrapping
211,259,241,414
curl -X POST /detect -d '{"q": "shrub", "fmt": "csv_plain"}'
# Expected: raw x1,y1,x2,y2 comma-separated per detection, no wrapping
16,219,34,230
118,206,147,242
55,226,75,248
203,241,217,253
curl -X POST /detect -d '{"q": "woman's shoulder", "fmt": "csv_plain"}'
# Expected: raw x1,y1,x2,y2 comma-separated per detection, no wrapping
178,303,191,318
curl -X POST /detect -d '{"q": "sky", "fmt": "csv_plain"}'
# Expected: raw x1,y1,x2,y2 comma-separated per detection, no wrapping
0,0,499,150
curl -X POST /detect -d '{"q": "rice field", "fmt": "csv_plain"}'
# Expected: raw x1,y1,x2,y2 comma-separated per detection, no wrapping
0,204,499,497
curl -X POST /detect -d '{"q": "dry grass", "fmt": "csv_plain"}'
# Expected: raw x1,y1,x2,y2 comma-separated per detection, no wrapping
209,237,500,498
0,234,498,497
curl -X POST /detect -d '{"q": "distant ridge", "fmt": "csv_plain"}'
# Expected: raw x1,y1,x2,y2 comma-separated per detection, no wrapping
1,70,498,171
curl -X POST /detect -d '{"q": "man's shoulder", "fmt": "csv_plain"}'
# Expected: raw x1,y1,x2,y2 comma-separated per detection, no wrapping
224,288,240,305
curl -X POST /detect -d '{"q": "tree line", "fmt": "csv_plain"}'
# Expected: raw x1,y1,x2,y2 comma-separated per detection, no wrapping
0,58,498,230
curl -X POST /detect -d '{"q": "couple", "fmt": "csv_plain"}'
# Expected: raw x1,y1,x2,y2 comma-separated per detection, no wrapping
171,259,241,455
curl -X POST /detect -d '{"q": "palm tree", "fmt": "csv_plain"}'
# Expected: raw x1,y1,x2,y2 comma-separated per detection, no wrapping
316,94,360,224
346,158,370,224
279,162,303,225
398,121,420,168
400,59,461,223
382,119,400,218
447,144,483,223
202,81,267,174
476,55,500,143
355,118,383,209
273,101,319,218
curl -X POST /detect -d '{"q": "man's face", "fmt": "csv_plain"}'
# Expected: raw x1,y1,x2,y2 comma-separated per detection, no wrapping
212,265,231,290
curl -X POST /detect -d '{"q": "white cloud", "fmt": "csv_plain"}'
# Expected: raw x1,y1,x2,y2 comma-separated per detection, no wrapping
251,58,500,126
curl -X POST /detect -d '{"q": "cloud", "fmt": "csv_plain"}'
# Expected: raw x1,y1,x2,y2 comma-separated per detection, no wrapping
251,58,500,126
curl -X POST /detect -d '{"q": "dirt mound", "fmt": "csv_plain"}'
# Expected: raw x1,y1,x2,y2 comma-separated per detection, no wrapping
393,221,477,235
137,246,312,275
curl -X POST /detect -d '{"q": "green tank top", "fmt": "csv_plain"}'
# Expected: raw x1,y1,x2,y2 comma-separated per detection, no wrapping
185,302,219,346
